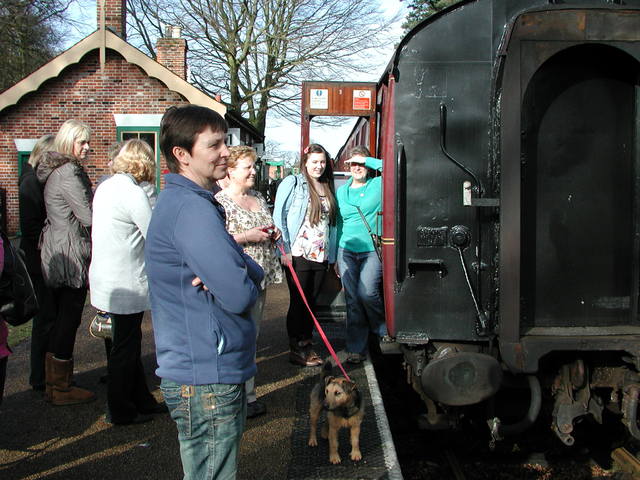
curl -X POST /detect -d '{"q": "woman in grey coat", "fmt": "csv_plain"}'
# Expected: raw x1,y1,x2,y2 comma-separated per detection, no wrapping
37,119,95,406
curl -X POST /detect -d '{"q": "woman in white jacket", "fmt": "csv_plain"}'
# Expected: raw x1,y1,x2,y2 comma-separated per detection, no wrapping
89,139,164,425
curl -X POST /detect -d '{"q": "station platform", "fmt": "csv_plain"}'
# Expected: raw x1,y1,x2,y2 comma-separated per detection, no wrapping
0,283,402,480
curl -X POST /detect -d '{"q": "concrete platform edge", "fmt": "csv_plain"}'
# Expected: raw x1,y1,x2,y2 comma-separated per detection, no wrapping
364,359,404,480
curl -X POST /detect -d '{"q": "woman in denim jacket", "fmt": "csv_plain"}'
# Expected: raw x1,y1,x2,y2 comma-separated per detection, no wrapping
273,144,337,366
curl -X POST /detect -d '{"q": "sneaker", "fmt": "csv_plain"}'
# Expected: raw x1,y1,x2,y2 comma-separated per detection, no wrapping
305,350,323,367
346,353,366,364
247,400,267,418
289,348,323,367
289,349,308,366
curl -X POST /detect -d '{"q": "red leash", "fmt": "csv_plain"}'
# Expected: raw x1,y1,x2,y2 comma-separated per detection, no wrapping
277,243,351,382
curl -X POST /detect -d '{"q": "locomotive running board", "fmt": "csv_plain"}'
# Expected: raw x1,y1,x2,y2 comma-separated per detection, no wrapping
501,334,640,373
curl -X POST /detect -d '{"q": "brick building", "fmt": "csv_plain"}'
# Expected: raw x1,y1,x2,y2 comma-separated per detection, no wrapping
0,0,262,235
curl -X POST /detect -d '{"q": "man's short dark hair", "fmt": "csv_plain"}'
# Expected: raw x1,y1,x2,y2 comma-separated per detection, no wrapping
160,105,228,173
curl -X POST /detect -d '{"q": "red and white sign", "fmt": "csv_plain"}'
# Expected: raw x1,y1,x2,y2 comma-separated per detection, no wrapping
352,89,372,110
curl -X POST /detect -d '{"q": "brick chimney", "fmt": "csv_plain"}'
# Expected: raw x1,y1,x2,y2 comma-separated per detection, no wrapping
156,26,188,80
99,0,127,39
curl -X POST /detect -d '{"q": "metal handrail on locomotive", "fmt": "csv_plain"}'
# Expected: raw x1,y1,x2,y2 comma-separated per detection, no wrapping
335,0,640,447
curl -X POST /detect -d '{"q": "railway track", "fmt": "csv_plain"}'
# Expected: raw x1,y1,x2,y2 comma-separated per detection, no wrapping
394,435,640,479
397,441,635,479
611,447,640,478
443,449,466,480
371,353,640,479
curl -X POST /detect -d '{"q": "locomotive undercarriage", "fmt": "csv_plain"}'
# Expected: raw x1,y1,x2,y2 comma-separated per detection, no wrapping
548,356,640,446
400,344,640,446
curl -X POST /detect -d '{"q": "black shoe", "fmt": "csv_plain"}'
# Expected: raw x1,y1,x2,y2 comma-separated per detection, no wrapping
105,413,154,426
289,349,308,366
99,374,109,384
138,402,169,415
32,384,46,392
346,352,366,364
247,400,266,418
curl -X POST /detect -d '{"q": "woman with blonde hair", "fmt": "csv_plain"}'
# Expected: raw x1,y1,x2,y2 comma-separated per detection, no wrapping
273,143,337,367
215,145,282,418
90,139,165,425
19,135,56,392
37,119,95,406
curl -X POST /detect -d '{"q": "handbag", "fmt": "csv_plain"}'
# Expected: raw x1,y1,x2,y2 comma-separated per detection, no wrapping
89,310,112,339
0,231,39,326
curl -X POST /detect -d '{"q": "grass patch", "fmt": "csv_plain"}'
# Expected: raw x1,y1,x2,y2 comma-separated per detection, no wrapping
7,320,32,348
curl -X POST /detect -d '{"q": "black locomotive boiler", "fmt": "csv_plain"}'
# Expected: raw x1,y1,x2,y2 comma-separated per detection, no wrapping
341,0,640,445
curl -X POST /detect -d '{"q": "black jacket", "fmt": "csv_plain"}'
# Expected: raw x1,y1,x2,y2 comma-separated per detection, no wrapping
19,163,46,276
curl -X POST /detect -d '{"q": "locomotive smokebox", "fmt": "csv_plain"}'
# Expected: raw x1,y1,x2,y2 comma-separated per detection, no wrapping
421,352,502,406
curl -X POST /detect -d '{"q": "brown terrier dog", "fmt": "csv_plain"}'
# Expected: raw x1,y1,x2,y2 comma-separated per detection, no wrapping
308,361,365,464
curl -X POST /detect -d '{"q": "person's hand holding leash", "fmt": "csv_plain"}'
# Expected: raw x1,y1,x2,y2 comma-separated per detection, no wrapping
241,226,271,244
280,252,292,266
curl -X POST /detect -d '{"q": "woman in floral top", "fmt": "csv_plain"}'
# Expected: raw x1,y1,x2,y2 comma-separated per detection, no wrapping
215,146,282,418
272,144,337,368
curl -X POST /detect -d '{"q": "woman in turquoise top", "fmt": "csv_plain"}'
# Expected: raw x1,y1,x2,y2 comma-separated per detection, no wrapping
336,146,387,364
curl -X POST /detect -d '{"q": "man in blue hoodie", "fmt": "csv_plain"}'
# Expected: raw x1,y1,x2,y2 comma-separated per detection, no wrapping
145,105,264,480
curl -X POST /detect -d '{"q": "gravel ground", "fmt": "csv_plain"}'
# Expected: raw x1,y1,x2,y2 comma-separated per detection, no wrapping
5,279,633,480
0,283,301,480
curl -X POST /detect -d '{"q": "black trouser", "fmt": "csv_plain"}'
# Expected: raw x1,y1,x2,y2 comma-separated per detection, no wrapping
285,256,327,343
49,286,87,360
107,312,155,422
29,273,56,388
0,356,7,406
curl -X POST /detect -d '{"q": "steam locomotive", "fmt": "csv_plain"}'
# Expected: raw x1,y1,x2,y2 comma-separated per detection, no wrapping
340,0,640,445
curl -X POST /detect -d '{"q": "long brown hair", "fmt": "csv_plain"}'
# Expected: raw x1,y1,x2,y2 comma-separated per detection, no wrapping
300,143,336,226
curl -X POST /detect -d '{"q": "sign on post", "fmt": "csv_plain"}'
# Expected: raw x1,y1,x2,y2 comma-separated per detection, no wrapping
309,89,329,109
301,81,377,162
352,90,371,110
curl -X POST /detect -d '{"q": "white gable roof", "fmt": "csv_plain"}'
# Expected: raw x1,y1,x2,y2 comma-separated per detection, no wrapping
0,29,226,115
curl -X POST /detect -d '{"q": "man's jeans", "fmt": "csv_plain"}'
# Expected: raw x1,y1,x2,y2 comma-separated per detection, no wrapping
337,248,387,356
161,379,247,480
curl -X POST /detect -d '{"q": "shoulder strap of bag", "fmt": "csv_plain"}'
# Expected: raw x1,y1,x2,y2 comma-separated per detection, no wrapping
355,206,382,261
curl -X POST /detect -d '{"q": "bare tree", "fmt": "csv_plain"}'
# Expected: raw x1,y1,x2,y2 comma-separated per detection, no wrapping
0,0,75,91
126,0,164,59
125,0,399,135
264,139,299,167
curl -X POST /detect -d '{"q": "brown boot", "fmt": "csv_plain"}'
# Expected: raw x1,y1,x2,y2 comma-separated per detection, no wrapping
49,357,96,406
44,353,54,402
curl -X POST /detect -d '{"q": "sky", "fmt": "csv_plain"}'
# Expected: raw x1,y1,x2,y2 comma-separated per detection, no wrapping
64,0,408,159
265,1,408,158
